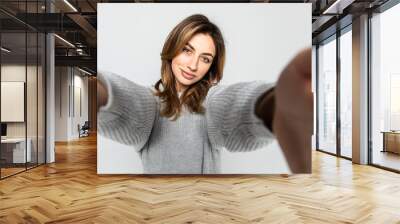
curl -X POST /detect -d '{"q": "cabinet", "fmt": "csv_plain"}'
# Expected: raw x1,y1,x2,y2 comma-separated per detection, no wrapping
382,131,400,154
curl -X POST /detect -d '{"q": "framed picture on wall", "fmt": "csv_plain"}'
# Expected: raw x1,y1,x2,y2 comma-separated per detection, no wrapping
1,81,25,122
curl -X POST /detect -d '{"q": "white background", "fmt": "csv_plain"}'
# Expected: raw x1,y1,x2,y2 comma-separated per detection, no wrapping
97,3,311,174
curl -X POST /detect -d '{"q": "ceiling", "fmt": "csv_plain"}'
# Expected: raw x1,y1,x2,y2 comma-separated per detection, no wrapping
0,0,392,73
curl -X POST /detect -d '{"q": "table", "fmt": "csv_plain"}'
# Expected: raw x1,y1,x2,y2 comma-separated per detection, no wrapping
1,138,32,163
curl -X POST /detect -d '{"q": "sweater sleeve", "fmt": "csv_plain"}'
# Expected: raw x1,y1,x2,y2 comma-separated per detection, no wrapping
205,81,275,152
97,71,157,151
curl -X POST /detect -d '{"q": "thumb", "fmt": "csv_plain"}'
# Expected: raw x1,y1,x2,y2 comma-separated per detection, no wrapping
288,47,311,80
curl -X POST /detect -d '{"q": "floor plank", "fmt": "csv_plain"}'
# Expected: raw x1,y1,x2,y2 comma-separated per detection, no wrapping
0,134,399,223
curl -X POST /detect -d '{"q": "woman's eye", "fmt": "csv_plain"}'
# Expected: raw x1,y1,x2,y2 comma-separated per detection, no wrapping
202,57,211,64
183,47,191,54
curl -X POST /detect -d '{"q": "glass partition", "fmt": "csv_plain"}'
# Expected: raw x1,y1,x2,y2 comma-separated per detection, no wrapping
27,31,38,169
0,1,46,179
1,31,28,178
38,32,45,165
27,0,40,170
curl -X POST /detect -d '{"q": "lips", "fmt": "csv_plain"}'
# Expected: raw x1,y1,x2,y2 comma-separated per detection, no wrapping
180,69,196,80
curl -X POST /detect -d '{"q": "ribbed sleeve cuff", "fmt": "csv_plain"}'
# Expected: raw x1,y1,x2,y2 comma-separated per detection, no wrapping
206,81,275,152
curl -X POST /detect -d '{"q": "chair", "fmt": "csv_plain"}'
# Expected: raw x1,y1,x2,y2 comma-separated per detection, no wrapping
79,121,90,138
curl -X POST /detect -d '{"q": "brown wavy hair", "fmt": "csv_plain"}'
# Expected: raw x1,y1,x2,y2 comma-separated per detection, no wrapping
154,14,225,120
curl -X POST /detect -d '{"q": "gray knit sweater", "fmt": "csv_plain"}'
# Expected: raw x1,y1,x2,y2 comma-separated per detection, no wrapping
98,71,275,174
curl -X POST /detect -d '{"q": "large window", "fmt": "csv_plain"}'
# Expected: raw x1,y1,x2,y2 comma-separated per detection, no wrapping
317,24,353,159
370,2,400,171
317,36,337,155
339,27,352,158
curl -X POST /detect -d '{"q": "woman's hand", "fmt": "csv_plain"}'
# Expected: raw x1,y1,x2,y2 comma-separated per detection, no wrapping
256,48,313,173
273,48,313,173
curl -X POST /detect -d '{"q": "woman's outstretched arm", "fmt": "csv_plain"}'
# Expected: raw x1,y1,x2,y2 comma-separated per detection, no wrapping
255,48,313,173
97,71,157,150
206,81,275,153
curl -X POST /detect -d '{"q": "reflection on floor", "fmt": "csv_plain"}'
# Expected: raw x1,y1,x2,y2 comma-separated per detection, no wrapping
373,150,400,171
0,134,399,223
0,163,40,178
0,167,25,177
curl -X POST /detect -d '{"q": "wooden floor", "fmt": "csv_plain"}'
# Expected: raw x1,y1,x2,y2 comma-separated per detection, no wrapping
1,163,45,178
0,134,400,223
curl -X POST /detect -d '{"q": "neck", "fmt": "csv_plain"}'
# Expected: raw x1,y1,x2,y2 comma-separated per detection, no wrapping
175,81,187,93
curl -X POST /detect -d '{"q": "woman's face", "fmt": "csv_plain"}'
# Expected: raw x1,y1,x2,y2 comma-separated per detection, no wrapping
171,33,216,91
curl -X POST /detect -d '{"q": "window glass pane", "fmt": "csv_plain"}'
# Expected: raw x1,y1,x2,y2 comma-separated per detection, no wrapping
371,3,400,171
312,46,317,150
318,37,337,154
340,29,352,158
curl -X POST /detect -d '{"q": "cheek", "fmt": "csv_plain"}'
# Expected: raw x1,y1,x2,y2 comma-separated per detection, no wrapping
171,57,182,75
197,64,212,79
173,54,190,67
172,55,186,73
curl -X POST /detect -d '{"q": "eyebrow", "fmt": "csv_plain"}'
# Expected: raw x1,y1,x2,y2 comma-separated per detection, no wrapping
186,42,214,58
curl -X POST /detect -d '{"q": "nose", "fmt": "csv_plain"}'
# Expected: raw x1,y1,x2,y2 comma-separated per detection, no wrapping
188,56,199,72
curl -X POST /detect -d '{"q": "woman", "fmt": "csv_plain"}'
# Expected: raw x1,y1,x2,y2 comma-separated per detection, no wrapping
97,14,312,174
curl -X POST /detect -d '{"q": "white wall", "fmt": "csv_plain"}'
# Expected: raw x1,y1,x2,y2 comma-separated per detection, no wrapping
98,3,311,174
55,66,68,141
55,67,89,141
72,71,89,137
74,71,89,137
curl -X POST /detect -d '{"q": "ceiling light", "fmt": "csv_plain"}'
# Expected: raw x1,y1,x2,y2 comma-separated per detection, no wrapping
78,67,93,76
63,0,78,12
54,34,75,48
322,0,354,15
1,47,11,53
